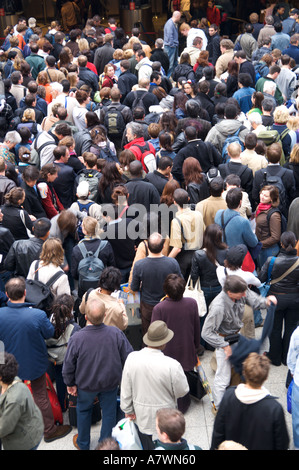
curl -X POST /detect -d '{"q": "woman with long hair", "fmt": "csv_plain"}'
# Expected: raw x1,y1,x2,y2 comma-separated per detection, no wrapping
182,157,210,206
158,112,178,143
100,63,118,89
97,161,124,204
194,50,212,81
173,92,189,120
27,237,70,296
255,185,282,268
225,60,239,97
160,178,180,237
37,70,53,104
89,124,117,160
58,47,73,69
46,294,80,411
191,223,228,349
37,163,64,219
248,91,264,116
155,131,176,166
1,187,33,240
172,52,195,83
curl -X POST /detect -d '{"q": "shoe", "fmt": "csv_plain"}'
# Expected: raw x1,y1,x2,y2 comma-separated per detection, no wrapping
44,424,72,443
73,433,81,450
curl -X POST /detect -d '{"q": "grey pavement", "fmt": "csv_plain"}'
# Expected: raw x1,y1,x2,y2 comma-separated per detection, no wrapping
37,322,295,451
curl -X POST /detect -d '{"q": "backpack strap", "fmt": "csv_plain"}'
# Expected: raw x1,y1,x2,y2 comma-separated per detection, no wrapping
44,269,65,288
94,240,108,258
220,211,240,243
78,241,89,258
266,256,276,283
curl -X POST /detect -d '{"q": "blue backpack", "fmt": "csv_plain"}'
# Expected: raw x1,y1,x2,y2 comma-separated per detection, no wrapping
221,126,245,162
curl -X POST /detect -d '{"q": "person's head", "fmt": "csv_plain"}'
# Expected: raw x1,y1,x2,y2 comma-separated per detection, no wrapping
147,232,165,254
40,237,64,267
53,145,69,163
290,143,299,163
98,266,122,293
4,131,21,148
129,160,143,178
32,218,51,239
244,132,258,150
273,105,289,125
173,188,189,208
242,353,270,389
82,151,97,169
39,163,58,183
143,320,174,349
163,274,186,301
126,122,144,142
57,209,77,235
259,184,279,206
160,179,180,206
111,185,129,206
157,156,173,176
225,187,243,210
209,176,224,197
182,156,203,185
22,165,40,187
223,274,248,301
156,408,185,443
5,187,25,206
5,277,26,301
0,352,19,386
224,104,238,120
82,216,99,238
227,142,242,160
85,298,106,325
224,244,247,270
280,231,297,251
220,39,234,54
51,294,75,339
238,73,253,89
95,437,120,450
76,180,90,200
266,142,282,163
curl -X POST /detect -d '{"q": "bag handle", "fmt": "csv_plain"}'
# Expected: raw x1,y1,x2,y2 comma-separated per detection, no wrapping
270,258,299,285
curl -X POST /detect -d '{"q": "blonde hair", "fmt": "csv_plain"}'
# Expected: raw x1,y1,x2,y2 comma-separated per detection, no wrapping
273,105,289,124
113,49,124,61
40,237,64,266
22,108,35,122
290,143,299,163
287,116,299,131
82,216,98,236
78,38,89,52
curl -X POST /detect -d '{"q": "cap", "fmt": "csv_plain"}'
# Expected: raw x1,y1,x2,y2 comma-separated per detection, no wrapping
226,244,247,267
76,180,90,198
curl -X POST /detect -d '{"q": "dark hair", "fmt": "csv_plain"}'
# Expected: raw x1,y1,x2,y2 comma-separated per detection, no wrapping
244,132,258,150
223,274,248,293
203,224,227,264
158,131,173,152
163,274,186,301
22,165,40,183
156,408,185,443
51,294,75,339
99,162,123,196
209,176,224,197
280,231,296,251
173,188,189,207
238,73,252,88
158,156,173,171
33,217,51,238
225,187,243,209
0,353,18,385
99,266,122,292
5,277,26,300
224,103,238,119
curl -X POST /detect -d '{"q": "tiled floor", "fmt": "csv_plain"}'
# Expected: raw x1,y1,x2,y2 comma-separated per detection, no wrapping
37,322,295,451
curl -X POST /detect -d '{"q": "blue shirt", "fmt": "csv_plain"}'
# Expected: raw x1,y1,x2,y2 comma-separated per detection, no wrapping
215,208,259,249
163,18,179,47
282,44,299,64
271,32,290,51
232,86,255,114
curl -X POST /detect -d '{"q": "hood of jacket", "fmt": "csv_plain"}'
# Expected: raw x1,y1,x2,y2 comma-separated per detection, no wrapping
215,119,244,137
135,58,152,71
235,383,270,404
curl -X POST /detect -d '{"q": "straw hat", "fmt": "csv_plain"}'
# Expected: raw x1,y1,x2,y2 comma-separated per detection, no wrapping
143,321,174,347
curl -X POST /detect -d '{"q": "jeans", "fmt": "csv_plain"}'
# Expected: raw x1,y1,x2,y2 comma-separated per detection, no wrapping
164,45,178,78
292,381,299,449
76,387,118,450
257,243,280,270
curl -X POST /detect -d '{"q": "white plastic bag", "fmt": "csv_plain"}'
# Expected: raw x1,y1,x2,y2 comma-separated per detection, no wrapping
112,418,143,450
183,276,207,317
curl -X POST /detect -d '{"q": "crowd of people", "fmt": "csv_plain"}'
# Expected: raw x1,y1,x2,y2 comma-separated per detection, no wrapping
0,0,299,452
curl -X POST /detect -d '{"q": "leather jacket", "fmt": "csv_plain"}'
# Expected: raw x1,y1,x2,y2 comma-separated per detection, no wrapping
259,249,299,295
4,237,44,277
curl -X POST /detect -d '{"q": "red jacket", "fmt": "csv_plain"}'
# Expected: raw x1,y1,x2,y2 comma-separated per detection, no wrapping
207,6,221,26
124,137,156,173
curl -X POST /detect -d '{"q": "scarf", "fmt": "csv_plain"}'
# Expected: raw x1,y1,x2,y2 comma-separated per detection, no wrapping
256,203,272,217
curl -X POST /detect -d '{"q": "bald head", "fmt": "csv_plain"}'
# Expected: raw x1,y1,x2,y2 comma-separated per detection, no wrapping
147,232,165,254
129,160,143,177
227,142,242,159
85,298,106,325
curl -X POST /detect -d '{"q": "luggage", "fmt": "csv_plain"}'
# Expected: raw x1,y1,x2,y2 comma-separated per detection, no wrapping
25,373,63,425
68,394,102,427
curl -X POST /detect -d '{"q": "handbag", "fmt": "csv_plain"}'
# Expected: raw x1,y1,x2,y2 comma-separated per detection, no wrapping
258,256,276,297
185,370,206,401
112,418,143,450
184,275,207,317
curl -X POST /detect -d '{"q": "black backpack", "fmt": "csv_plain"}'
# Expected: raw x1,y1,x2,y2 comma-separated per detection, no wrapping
132,91,147,112
25,261,65,316
260,168,288,216
104,105,126,138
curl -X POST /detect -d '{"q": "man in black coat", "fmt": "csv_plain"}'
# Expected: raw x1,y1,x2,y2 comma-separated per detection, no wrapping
172,126,222,186
125,160,160,213
52,145,76,208
123,78,159,115
144,156,173,196
206,24,221,66
78,55,99,94
218,141,253,204
117,59,138,103
234,50,256,87
4,217,51,277
150,38,170,75
93,33,115,75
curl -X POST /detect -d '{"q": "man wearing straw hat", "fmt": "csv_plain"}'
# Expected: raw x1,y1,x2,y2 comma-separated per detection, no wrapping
120,320,189,449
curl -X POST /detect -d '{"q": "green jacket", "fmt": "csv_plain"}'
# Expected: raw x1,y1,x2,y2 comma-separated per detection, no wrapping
255,76,284,105
25,53,46,80
0,377,44,450
153,438,202,450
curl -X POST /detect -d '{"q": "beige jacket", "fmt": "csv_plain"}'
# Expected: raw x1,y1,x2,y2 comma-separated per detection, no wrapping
79,288,128,331
215,49,235,78
240,149,268,176
196,195,227,227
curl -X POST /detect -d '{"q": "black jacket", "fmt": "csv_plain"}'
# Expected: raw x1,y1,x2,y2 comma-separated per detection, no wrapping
259,248,299,295
117,71,138,102
191,247,227,288
284,161,299,199
125,178,161,213
150,48,170,74
21,181,47,219
172,139,222,185
123,89,159,115
1,203,33,241
52,162,76,209
187,178,210,206
4,236,44,277
218,161,253,203
78,66,99,93
0,226,15,271
144,170,169,196
206,33,221,65
172,63,195,83
211,386,289,450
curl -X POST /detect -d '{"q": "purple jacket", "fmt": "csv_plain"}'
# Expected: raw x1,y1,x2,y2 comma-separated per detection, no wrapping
151,297,201,371
62,323,133,393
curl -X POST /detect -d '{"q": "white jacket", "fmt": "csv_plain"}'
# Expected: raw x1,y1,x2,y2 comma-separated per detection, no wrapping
120,348,189,435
